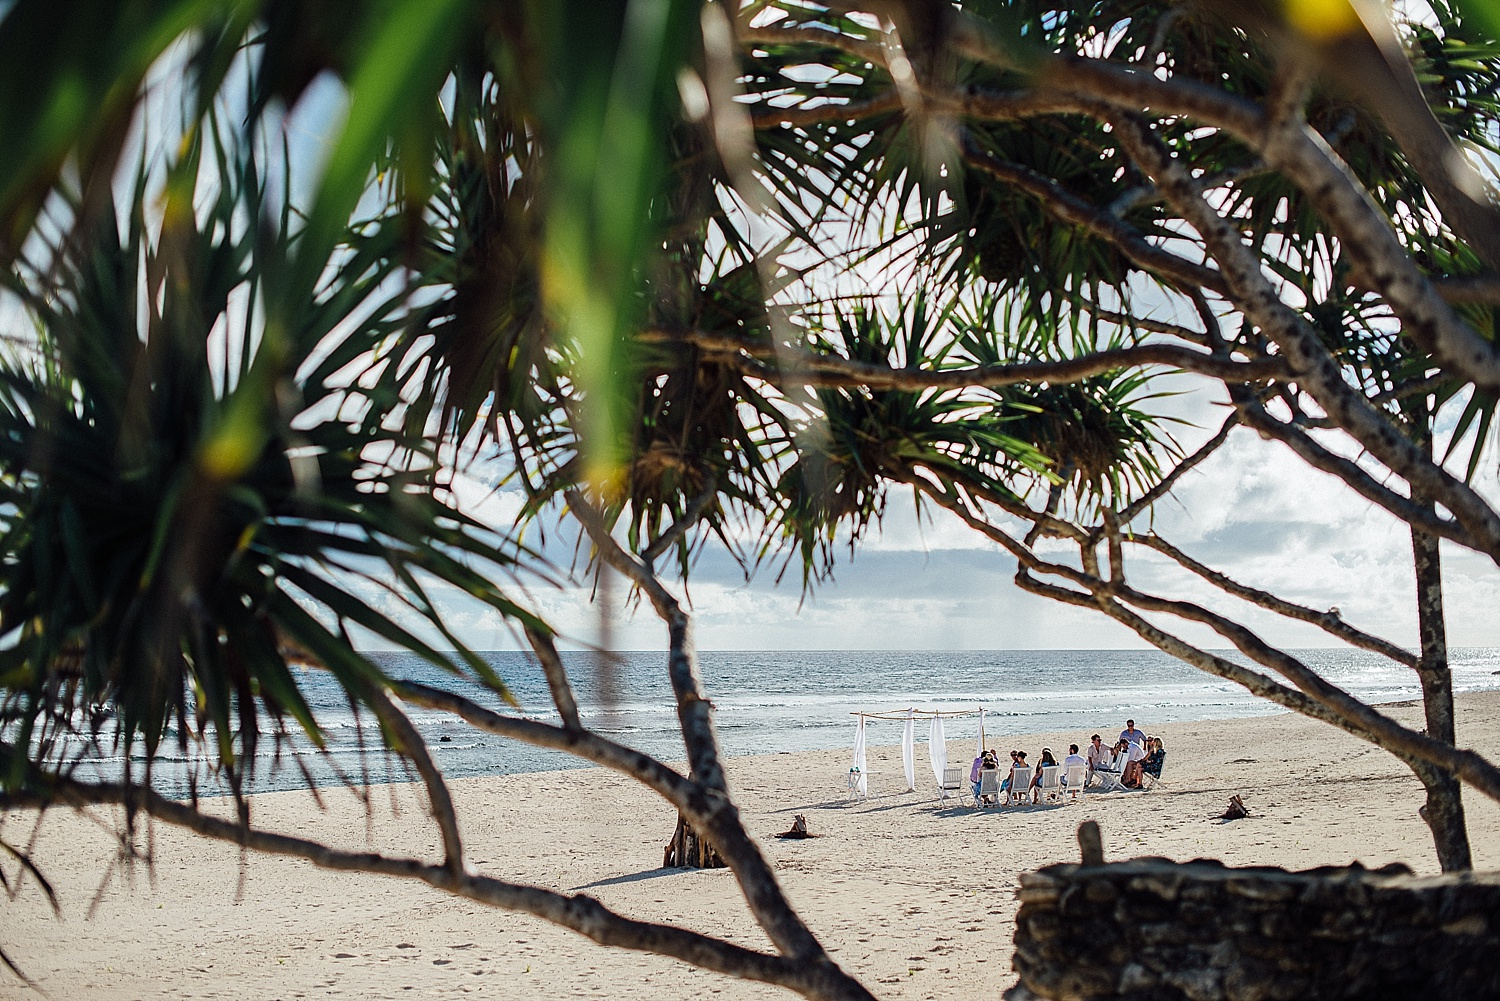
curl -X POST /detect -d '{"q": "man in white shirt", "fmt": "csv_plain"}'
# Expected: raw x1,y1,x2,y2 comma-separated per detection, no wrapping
1120,719,1146,747
1085,734,1109,770
1085,735,1119,789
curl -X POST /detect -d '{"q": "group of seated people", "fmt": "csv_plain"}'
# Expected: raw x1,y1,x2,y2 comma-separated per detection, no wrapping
969,719,1166,805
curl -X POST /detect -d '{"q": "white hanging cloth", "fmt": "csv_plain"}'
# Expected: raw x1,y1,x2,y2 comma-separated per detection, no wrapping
976,707,987,758
902,709,916,792
928,715,947,788
852,716,868,798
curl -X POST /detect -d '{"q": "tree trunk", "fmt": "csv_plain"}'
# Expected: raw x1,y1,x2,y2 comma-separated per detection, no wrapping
1406,399,1471,872
1410,503,1472,871
663,812,725,869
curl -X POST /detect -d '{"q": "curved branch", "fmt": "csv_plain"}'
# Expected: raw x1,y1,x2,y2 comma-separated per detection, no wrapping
1012,564,1367,730
1012,50,1500,393
1107,579,1500,802
642,478,719,566
363,682,463,875
736,22,887,67
1233,394,1472,551
524,626,582,732
644,328,1288,389
1304,13,1500,277
1130,533,1418,668
1259,122,1500,394
1432,275,1500,306
562,491,840,971
915,470,1365,732
1087,305,1210,346
909,468,1500,805
6,777,846,996
750,91,902,129
390,679,711,809
960,134,1230,297
1117,410,1238,526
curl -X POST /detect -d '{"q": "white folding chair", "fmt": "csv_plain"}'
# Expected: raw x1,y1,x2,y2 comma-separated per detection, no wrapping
1091,765,1123,792
1037,765,1064,805
1004,766,1033,806
847,768,866,801
1140,756,1166,791
938,765,965,804
975,768,1001,808
1062,764,1088,804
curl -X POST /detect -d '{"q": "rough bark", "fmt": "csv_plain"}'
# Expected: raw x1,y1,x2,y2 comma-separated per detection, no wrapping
1408,407,1472,871
664,813,726,869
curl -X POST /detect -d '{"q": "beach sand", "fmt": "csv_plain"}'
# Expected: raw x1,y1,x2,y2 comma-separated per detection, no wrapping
4,691,1500,1000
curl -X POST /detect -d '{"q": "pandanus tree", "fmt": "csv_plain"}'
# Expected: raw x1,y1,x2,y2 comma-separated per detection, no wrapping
5,0,1500,998
726,0,1500,872
0,4,886,998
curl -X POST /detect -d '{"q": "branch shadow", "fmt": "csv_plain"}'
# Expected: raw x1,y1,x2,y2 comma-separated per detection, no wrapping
569,867,689,891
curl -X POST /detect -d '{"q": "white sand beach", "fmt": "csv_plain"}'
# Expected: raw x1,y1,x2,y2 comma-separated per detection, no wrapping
4,691,1500,1000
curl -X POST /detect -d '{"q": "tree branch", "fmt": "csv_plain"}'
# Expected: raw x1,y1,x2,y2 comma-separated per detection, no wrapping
1087,305,1210,346
960,133,1230,297
5,777,863,997
1432,274,1500,306
1129,533,1418,668
912,472,1500,804
736,22,887,67
1116,410,1238,526
643,328,1288,389
1108,111,1500,565
1258,121,1500,394
642,478,719,567
524,626,583,732
562,490,840,970
1007,49,1500,393
750,91,902,129
1106,578,1500,802
1232,396,1472,550
362,682,464,875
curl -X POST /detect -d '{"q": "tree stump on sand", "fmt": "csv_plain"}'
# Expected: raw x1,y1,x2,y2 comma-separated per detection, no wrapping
663,813,725,868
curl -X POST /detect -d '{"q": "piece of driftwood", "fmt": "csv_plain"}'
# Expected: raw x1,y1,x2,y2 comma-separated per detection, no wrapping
663,812,726,868
1076,820,1104,865
1219,794,1249,820
775,814,818,840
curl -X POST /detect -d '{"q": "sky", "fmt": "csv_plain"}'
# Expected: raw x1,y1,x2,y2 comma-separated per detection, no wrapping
429,375,1500,655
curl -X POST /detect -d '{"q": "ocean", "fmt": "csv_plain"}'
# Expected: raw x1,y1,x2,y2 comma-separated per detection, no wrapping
96,647,1500,797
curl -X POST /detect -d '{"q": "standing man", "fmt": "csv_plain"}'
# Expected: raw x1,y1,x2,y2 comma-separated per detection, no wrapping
1120,719,1146,747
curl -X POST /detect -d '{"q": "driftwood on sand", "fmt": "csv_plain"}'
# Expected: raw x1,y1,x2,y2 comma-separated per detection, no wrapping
775,815,818,840
1219,795,1249,821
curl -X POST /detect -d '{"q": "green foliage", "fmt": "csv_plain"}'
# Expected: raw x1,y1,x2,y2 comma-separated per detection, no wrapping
0,106,537,797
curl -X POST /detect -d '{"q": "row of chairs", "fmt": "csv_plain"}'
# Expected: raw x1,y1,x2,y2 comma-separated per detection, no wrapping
937,763,1090,807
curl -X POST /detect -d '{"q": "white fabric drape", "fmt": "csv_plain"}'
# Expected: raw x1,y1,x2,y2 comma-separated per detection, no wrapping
928,715,947,787
902,709,916,791
852,716,868,798
977,708,986,758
